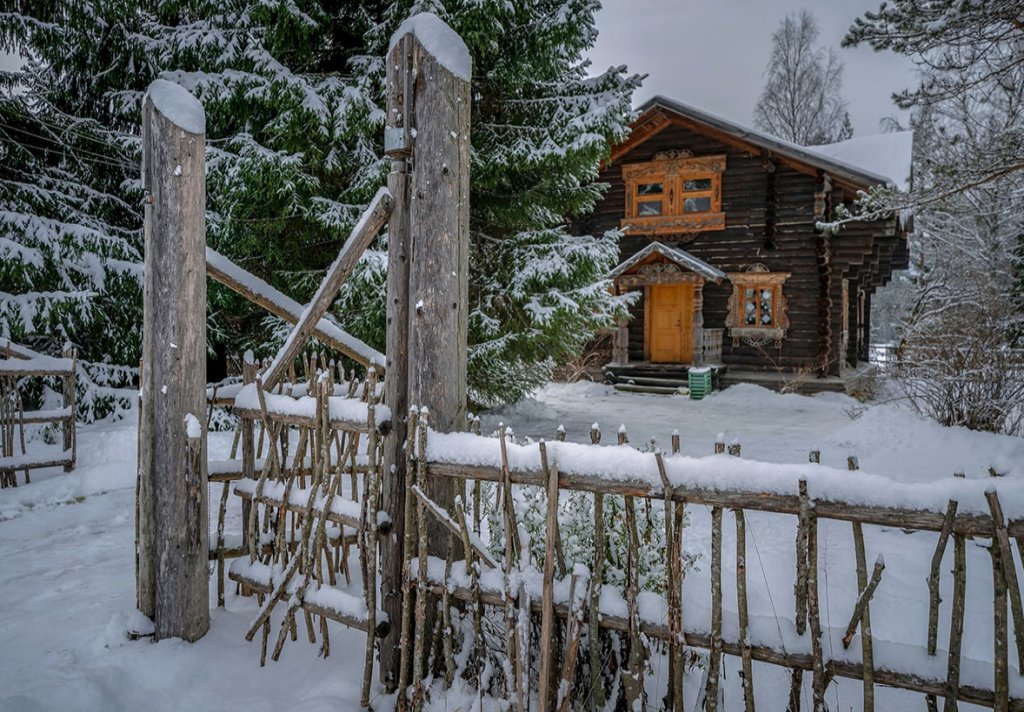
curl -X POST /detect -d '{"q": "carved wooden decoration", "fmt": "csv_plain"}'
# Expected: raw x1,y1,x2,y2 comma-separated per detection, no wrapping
653,148,694,161
621,154,727,236
608,111,672,163
617,265,706,290
725,267,791,348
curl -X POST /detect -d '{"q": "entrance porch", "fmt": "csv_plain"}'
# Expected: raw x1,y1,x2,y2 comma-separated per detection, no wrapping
609,241,726,368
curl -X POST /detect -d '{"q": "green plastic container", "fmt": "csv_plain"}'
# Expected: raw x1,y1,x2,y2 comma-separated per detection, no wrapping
688,367,713,400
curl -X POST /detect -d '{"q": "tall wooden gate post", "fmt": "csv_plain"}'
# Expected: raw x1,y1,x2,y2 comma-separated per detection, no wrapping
380,13,472,690
137,79,209,642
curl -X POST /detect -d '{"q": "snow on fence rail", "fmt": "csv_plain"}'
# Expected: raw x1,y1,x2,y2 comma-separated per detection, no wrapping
0,339,77,486
393,409,1024,712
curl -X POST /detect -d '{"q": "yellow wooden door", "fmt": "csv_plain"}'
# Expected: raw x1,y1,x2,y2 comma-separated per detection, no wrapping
649,284,693,363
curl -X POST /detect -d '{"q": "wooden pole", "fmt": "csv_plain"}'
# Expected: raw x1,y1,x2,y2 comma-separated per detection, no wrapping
380,30,414,693
807,508,825,711
623,495,647,712
944,534,966,712
842,555,885,648
707,505,723,711
795,479,810,636
539,441,559,712
849,455,876,710
137,79,208,641
381,15,472,688
986,490,1024,676
992,543,1009,712
588,490,606,712
657,453,684,712
736,509,754,712
929,501,959,656
62,345,76,471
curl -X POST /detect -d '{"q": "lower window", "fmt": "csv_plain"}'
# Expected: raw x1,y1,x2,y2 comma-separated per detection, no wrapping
726,270,790,343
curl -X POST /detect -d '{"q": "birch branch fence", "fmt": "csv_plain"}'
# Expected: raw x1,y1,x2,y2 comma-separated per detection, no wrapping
204,382,1024,711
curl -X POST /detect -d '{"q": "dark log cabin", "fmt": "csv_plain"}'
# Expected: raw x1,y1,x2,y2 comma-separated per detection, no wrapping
578,96,913,394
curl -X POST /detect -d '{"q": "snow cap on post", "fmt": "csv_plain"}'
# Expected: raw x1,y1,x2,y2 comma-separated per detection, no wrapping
142,79,205,192
388,12,472,82
144,79,205,135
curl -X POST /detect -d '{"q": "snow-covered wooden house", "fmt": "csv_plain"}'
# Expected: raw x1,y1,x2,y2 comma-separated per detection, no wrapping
580,96,913,393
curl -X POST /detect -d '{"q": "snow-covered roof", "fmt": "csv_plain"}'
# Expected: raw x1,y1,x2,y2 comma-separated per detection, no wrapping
635,96,913,192
810,131,914,193
610,241,726,283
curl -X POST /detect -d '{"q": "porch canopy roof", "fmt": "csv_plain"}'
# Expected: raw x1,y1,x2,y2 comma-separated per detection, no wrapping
610,241,725,291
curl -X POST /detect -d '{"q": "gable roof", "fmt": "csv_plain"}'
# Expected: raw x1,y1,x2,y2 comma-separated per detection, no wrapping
616,96,913,193
610,241,726,283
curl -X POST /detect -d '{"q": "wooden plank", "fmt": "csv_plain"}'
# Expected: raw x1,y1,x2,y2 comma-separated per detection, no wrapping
19,408,72,425
261,187,393,390
233,484,362,530
0,452,73,471
0,363,74,377
227,567,389,638
231,404,388,435
205,249,383,370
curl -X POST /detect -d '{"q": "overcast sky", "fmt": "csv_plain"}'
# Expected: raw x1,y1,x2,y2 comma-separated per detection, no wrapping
588,0,916,137
2,1,914,138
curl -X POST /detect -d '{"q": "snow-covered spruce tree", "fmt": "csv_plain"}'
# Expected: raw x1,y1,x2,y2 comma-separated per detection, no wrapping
131,2,388,370
340,1,641,407
753,9,853,146
4,1,637,410
0,2,147,418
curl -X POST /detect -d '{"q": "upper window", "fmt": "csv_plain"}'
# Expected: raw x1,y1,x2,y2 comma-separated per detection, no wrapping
621,153,726,236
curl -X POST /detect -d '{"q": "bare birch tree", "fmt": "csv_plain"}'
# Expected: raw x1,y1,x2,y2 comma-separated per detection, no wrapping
753,10,853,146
887,66,1024,435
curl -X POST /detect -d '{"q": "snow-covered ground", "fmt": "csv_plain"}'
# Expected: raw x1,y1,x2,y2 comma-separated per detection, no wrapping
1,382,1021,711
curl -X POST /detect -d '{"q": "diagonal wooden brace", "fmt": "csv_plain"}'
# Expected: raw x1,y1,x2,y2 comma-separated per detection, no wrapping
261,186,393,389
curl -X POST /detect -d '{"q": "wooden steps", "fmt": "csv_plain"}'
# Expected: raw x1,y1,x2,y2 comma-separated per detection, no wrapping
613,383,684,396
604,362,726,396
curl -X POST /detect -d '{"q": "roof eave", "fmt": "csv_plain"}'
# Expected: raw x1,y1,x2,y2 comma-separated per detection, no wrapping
633,96,895,191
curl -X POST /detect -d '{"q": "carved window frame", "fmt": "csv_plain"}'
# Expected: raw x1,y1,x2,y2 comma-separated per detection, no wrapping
725,270,791,346
621,153,726,236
